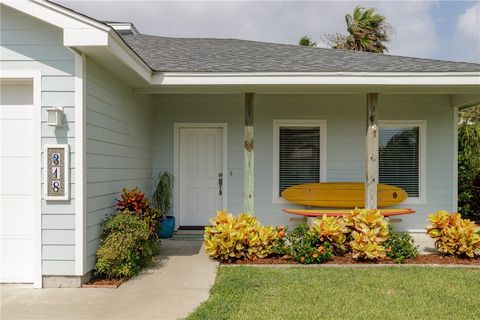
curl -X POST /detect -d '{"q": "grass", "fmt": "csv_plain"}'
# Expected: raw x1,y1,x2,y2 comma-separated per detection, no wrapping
186,266,480,320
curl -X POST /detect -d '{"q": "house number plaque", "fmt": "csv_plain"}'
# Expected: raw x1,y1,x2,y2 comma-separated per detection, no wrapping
44,144,69,200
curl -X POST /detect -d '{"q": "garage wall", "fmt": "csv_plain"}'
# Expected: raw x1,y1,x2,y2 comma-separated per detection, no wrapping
85,58,153,271
1,5,77,276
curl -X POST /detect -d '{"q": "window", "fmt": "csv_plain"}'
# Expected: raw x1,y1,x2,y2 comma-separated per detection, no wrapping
273,120,327,202
379,121,426,202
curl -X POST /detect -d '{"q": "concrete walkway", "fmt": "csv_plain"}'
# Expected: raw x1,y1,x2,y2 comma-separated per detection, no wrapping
1,240,219,320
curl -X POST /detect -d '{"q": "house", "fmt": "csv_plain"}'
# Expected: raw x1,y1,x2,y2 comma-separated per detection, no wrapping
1,0,479,288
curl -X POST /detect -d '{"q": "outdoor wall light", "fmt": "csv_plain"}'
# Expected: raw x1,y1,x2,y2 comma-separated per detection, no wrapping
46,107,64,127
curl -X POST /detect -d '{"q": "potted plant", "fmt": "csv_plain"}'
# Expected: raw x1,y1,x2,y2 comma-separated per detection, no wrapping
152,171,174,238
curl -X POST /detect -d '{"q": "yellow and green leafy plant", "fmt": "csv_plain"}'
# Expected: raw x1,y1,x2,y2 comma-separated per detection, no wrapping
345,208,389,260
426,210,480,258
312,215,348,254
204,210,279,261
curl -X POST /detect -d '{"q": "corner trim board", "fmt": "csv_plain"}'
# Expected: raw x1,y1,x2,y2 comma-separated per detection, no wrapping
73,51,87,276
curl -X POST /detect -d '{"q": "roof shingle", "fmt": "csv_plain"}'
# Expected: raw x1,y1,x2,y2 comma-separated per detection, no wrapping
122,34,480,73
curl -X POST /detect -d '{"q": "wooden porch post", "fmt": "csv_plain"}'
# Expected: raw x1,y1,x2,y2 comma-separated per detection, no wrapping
365,93,379,210
244,93,255,214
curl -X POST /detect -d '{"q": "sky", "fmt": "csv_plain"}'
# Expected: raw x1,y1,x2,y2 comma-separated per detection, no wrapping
58,0,480,63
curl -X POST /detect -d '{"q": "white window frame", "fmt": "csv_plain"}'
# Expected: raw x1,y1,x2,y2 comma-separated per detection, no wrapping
272,119,327,204
379,120,427,204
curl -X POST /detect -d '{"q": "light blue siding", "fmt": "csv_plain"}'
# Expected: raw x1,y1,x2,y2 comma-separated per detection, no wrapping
84,58,153,272
1,5,76,275
152,94,455,232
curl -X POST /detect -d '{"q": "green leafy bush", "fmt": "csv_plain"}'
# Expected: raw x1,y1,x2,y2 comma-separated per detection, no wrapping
287,224,333,264
272,224,333,264
94,210,160,279
458,106,480,223
116,187,161,236
204,210,279,261
384,226,418,263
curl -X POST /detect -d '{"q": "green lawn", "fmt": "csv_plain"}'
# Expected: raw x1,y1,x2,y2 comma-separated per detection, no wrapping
187,266,480,320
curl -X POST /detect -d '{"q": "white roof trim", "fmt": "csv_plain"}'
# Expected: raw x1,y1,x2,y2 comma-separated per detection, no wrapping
4,0,110,31
152,72,480,86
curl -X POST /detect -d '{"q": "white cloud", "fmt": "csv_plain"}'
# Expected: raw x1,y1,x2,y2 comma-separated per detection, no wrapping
455,2,480,63
375,1,438,58
58,1,441,59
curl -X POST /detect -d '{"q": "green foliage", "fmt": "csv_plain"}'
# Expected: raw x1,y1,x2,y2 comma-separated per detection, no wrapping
458,106,480,223
94,210,160,279
426,210,480,258
204,210,279,261
272,224,333,264
152,171,173,216
116,187,160,236
325,6,391,53
287,225,333,264
298,36,317,47
384,226,418,263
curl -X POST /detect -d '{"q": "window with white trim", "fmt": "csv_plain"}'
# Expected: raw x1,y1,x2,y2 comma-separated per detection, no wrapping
379,121,425,200
273,120,326,201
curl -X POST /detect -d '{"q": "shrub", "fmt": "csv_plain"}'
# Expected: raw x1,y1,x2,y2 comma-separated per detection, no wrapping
271,225,288,256
312,215,348,254
458,107,480,223
116,187,161,236
345,208,389,260
384,226,418,263
286,224,333,264
94,210,160,279
204,210,279,261
426,210,480,258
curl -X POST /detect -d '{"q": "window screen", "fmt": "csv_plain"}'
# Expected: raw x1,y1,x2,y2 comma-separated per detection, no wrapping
279,126,320,196
379,126,420,197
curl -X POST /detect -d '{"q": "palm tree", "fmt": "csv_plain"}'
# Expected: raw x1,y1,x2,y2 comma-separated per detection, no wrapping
298,36,317,47
326,6,391,53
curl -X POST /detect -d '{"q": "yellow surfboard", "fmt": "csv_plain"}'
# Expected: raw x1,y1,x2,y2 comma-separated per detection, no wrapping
281,182,408,208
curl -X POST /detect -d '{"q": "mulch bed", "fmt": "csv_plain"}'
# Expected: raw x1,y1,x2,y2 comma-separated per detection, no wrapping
81,278,125,288
222,254,480,266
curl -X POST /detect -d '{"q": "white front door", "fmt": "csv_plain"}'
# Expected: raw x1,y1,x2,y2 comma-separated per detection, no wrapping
179,127,223,226
0,83,35,283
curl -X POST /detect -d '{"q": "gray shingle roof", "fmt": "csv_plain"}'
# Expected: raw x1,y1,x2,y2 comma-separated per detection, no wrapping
122,34,480,73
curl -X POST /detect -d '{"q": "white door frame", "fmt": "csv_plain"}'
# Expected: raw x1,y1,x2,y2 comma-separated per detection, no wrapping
173,123,228,228
1,70,42,288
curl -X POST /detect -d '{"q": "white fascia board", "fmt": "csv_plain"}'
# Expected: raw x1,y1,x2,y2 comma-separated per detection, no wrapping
3,0,110,31
64,28,109,46
107,33,152,82
152,72,480,86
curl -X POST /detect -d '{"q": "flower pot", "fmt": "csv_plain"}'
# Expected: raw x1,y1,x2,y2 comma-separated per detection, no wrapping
157,215,175,238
